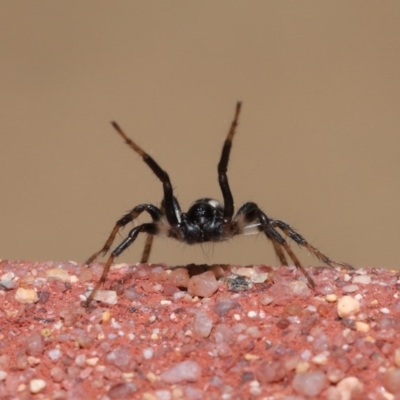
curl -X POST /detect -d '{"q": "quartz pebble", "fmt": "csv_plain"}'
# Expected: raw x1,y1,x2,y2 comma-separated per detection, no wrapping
160,360,202,383
337,296,361,318
187,271,219,297
193,311,213,337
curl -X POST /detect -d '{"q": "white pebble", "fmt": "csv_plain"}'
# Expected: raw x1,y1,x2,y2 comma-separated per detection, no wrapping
29,379,46,394
380,307,390,314
247,310,258,318
337,296,361,318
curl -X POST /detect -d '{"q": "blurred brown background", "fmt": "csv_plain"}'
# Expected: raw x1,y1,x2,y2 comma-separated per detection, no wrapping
1,2,399,270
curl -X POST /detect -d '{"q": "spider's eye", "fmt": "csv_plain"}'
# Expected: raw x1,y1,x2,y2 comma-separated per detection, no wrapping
187,200,221,226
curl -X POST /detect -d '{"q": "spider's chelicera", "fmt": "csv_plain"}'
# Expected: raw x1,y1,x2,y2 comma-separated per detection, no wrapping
85,102,351,304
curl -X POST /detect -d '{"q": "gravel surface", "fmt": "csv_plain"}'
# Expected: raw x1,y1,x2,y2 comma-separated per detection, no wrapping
1,260,400,399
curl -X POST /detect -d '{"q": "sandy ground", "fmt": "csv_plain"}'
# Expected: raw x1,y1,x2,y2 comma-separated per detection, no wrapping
1,260,400,399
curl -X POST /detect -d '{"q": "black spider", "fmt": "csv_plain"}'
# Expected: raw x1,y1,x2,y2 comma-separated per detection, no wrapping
85,102,351,304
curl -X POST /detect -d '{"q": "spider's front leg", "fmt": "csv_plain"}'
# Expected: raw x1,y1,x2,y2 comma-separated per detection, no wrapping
85,204,163,265
85,222,159,306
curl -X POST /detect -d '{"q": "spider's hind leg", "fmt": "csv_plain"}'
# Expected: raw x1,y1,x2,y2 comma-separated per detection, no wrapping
271,219,353,270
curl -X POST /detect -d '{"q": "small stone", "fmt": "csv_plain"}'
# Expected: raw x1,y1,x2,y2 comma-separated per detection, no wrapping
382,368,400,393
292,370,327,397
91,289,118,305
342,284,359,293
193,311,213,338
394,348,400,368
160,360,202,383
325,294,338,303
335,376,363,399
352,275,371,284
108,382,137,398
29,378,46,394
25,332,45,356
143,348,153,359
106,347,132,371
255,360,286,384
355,321,370,333
311,351,329,365
168,268,190,288
187,271,219,298
15,287,38,304
86,357,99,366
337,296,361,318
47,348,62,361
51,366,65,382
0,370,7,381
289,281,311,297
0,271,15,289
45,268,71,282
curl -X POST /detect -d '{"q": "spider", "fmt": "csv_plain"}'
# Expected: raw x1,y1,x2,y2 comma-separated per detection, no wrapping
85,102,352,305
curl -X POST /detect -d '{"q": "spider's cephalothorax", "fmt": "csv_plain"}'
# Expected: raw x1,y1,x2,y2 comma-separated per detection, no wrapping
85,102,352,305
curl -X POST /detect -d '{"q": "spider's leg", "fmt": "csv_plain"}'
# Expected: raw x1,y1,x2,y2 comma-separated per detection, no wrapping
234,202,288,265
138,196,182,263
140,235,154,263
85,222,158,306
271,241,289,266
218,102,242,220
111,122,180,226
261,218,317,288
85,204,162,265
236,203,316,287
271,219,353,270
